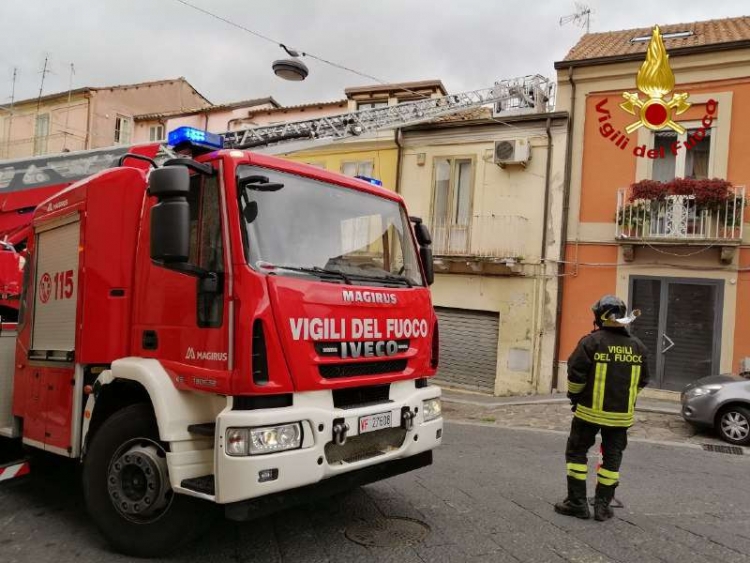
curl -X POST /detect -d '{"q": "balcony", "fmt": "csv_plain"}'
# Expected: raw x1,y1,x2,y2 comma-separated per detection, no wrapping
616,185,745,241
429,214,529,275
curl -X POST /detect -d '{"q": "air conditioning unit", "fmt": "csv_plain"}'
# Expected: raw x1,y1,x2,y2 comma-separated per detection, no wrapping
494,139,530,168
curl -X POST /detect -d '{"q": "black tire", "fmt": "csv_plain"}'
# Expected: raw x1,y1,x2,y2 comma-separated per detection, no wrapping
83,403,215,557
716,405,750,446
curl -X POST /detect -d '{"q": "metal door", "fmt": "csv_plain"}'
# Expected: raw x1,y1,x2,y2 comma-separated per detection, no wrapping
32,218,80,352
433,307,499,392
630,276,723,391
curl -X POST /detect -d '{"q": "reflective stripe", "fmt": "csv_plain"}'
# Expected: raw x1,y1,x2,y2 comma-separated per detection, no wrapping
593,362,607,411
628,365,641,413
566,462,587,473
575,404,634,427
567,469,587,481
597,475,618,486
597,468,619,480
568,381,586,394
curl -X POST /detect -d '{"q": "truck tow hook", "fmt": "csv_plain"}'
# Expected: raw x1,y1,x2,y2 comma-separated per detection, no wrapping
401,407,416,431
332,421,350,446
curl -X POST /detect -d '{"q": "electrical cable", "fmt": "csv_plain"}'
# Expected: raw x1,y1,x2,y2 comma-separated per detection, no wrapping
170,0,540,133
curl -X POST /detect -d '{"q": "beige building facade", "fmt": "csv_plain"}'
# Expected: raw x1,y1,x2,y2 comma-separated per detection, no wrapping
0,77,210,159
398,110,568,395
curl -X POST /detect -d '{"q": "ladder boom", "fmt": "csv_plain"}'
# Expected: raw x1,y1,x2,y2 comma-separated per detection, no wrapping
222,75,554,152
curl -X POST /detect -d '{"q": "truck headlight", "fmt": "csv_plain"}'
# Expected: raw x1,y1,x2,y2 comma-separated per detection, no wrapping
422,398,442,422
225,423,302,456
686,384,723,398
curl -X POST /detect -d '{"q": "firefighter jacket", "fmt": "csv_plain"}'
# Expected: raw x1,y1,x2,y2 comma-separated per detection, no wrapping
567,327,651,427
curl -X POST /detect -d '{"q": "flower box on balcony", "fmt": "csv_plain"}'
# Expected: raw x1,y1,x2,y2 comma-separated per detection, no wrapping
615,178,746,243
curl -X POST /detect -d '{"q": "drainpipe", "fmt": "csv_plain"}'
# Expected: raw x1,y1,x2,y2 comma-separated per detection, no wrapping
534,116,553,392
84,91,93,149
394,128,403,194
551,67,576,392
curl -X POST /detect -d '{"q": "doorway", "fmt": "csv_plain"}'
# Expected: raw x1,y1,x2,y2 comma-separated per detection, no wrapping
629,276,723,391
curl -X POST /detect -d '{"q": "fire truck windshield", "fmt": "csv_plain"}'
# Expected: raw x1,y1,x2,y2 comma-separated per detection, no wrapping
237,165,424,287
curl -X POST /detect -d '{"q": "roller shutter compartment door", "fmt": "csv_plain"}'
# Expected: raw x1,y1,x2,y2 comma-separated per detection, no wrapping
434,307,499,392
32,220,80,352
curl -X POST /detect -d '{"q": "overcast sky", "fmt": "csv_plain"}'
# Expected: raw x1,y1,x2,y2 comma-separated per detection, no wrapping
1,0,748,108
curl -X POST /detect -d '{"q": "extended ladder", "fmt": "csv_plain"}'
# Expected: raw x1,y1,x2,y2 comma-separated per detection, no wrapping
221,74,555,152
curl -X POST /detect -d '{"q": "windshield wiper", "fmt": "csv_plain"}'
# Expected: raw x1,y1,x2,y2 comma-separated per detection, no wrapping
261,264,352,284
345,272,414,288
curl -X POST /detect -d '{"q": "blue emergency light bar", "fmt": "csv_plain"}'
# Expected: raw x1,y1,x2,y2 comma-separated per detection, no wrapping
167,127,224,150
355,175,383,186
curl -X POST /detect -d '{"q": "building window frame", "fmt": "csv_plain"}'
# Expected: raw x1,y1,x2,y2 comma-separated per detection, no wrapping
647,120,717,182
357,100,389,111
114,115,133,145
340,160,374,178
34,113,50,156
149,124,165,142
430,155,476,254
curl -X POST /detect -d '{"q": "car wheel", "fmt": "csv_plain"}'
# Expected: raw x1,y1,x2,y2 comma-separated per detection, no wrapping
717,406,750,446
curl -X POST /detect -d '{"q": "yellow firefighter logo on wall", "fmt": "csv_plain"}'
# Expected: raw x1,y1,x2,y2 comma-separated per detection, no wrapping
619,25,691,134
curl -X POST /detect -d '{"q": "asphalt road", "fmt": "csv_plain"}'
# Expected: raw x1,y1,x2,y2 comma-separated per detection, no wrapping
2,422,750,562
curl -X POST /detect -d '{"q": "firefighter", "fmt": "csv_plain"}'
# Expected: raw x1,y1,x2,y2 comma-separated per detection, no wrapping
554,295,650,521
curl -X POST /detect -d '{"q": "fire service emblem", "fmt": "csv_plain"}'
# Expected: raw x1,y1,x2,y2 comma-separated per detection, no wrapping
619,25,691,134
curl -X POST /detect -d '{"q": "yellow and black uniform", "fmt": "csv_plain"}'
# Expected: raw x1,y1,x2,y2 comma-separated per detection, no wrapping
556,323,650,521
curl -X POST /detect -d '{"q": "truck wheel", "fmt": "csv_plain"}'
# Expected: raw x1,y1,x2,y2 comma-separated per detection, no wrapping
717,405,750,446
83,403,214,557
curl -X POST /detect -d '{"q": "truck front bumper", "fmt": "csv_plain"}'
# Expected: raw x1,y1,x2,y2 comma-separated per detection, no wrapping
224,450,432,521
214,381,442,505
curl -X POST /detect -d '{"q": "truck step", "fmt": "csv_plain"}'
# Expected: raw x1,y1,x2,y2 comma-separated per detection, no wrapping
187,423,216,437
181,475,215,495
0,460,30,483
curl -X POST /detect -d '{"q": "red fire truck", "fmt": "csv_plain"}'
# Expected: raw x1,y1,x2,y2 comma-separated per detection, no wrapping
0,127,442,556
0,143,161,319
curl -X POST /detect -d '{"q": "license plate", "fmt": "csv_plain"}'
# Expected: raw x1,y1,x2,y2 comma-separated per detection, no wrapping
359,412,392,434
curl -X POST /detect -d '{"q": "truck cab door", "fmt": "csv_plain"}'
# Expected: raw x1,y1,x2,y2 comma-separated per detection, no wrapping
133,167,231,390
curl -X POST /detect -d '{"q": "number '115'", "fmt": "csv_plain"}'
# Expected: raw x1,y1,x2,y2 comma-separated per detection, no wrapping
53,270,74,300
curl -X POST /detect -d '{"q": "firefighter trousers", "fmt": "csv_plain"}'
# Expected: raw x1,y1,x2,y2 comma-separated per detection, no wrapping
564,417,628,504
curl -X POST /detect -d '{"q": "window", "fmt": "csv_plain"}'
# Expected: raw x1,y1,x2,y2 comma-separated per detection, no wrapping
357,101,388,110
186,174,225,327
114,115,132,144
432,158,474,254
149,125,164,141
341,160,374,177
651,127,713,182
33,114,49,155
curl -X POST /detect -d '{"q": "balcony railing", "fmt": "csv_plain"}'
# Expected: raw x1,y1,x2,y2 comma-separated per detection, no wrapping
615,186,745,242
430,214,528,259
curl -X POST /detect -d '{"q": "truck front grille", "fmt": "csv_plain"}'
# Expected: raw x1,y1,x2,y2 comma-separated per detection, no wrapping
325,427,407,465
319,360,407,379
332,384,391,409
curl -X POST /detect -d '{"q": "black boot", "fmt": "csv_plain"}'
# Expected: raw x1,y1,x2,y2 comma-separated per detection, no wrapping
554,477,590,519
594,484,615,521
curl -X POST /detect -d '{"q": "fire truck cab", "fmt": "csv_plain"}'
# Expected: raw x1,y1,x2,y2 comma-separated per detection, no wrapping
0,127,442,556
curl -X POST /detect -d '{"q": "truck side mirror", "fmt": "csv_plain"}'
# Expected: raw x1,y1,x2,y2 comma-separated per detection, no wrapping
409,217,434,286
149,167,191,263
415,223,432,246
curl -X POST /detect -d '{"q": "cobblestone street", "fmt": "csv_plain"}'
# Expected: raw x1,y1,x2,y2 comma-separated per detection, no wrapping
440,390,725,446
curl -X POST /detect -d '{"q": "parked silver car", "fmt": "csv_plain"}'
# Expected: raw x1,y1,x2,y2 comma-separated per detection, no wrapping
681,373,750,445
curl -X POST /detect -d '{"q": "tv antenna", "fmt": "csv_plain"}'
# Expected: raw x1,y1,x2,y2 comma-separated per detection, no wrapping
560,3,592,34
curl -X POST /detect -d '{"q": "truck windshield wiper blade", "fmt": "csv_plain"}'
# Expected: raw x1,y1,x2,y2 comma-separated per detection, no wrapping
261,264,352,284
345,272,413,287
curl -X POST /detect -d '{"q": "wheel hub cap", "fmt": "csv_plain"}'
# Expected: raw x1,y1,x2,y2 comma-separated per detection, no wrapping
108,441,170,520
721,412,749,440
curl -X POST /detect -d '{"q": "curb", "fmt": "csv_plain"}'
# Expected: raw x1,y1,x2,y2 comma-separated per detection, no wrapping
442,395,681,416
